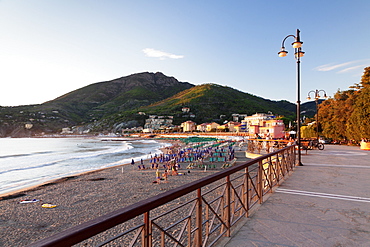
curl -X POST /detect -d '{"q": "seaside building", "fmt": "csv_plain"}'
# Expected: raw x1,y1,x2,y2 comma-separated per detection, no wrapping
123,126,143,134
231,113,248,122
206,122,220,132
217,124,227,132
226,121,238,132
195,121,240,133
143,115,174,132
242,113,285,138
233,123,244,133
196,123,208,132
181,120,197,132
216,121,239,132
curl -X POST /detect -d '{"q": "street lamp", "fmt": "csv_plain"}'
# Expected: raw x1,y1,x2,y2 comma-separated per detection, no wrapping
278,29,305,166
307,89,327,140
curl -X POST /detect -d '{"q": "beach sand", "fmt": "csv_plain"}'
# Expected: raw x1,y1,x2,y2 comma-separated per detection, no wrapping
0,140,248,246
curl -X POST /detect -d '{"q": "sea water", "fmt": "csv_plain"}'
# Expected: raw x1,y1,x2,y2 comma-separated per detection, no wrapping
0,137,170,195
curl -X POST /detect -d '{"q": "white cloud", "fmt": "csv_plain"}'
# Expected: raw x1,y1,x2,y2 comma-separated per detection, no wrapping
142,48,184,60
314,59,370,72
314,61,355,72
338,64,369,73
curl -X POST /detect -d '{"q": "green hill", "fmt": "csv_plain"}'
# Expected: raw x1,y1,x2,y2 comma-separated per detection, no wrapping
137,83,296,124
43,71,193,121
0,72,313,137
0,72,193,136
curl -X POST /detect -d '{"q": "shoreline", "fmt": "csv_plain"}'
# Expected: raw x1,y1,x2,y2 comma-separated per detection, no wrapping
0,138,177,200
0,163,129,200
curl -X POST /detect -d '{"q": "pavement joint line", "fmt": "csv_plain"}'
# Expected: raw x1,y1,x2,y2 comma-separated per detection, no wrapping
303,163,370,168
276,188,370,203
308,151,368,156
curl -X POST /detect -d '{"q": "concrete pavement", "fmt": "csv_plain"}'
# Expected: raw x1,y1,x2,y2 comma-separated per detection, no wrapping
222,145,370,247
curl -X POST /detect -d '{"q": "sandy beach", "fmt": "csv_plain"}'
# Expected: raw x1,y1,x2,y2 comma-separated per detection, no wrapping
0,139,248,246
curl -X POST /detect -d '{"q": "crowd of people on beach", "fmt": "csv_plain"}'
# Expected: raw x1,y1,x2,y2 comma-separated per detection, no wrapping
137,140,237,183
161,141,235,165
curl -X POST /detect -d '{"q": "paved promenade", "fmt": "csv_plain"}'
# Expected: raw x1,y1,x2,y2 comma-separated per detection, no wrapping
222,145,370,247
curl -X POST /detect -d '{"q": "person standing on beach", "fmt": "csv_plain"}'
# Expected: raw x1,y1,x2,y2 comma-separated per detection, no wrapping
163,169,168,183
156,169,161,184
171,165,178,176
265,130,271,140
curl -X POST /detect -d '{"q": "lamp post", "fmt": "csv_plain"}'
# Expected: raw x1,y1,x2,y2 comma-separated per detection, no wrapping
278,29,305,166
307,89,327,140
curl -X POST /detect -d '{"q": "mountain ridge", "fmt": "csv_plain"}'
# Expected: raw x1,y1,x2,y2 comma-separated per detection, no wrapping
0,72,314,137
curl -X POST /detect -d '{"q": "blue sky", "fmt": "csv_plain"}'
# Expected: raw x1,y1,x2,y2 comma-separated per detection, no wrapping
1,0,369,106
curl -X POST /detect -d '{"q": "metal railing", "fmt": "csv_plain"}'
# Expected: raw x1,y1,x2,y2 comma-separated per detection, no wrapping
27,145,296,247
246,139,294,154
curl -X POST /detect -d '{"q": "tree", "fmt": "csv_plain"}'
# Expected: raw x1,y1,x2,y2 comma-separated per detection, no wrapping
347,67,370,140
320,67,370,142
319,89,356,140
319,99,335,138
301,125,316,138
360,67,370,87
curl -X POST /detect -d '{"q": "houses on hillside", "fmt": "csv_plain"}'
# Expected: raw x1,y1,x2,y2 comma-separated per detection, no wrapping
140,112,286,138
143,115,175,133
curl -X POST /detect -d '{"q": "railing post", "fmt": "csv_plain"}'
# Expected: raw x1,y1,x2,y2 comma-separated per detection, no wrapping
195,188,202,247
205,201,210,239
226,175,231,237
292,146,296,169
292,147,295,169
142,212,151,247
276,153,281,183
258,160,263,204
187,217,192,246
247,140,251,152
268,157,273,192
257,141,262,153
287,148,291,170
244,167,249,217
293,144,297,168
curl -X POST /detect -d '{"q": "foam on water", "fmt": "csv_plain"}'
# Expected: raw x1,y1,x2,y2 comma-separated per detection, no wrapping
0,137,169,195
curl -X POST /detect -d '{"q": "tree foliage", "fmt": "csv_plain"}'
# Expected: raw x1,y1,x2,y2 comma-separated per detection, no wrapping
319,67,370,141
301,125,316,138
